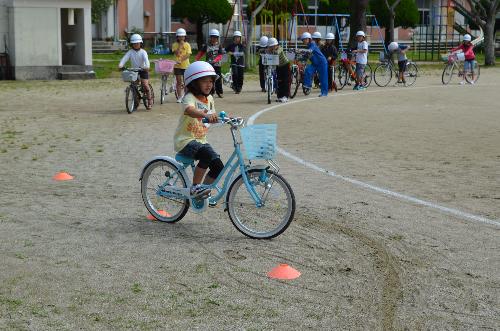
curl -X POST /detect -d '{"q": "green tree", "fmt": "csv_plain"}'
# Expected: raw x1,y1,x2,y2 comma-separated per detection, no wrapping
452,0,499,66
91,0,114,24
172,0,233,50
369,0,419,43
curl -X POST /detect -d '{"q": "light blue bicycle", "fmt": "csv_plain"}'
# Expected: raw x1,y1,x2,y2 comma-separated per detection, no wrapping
139,112,295,239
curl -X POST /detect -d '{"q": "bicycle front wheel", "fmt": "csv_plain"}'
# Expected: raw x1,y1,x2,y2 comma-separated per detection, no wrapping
337,65,348,90
160,76,167,104
404,63,418,86
226,169,295,239
362,64,372,88
442,63,455,85
141,160,189,223
374,63,392,87
125,86,137,113
289,69,299,99
267,77,272,104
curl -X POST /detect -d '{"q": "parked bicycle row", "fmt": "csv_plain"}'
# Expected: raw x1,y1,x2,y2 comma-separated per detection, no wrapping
118,30,480,113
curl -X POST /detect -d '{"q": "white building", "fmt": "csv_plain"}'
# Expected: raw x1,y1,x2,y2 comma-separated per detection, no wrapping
0,0,94,80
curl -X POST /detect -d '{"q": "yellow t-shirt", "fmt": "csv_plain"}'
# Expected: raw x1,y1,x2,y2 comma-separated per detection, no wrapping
174,93,215,152
172,42,192,69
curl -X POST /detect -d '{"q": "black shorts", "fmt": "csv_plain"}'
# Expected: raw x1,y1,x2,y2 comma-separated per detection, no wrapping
139,70,149,80
398,60,408,72
174,68,185,76
178,141,219,168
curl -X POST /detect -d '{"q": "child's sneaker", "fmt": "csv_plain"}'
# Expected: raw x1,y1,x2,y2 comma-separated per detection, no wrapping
208,200,217,208
469,81,475,85
459,81,465,85
353,85,359,90
190,184,210,197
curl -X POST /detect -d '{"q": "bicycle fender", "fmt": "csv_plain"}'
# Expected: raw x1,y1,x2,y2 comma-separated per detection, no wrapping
139,156,191,186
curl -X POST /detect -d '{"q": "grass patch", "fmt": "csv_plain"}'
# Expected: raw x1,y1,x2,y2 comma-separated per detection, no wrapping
0,296,23,309
131,283,142,293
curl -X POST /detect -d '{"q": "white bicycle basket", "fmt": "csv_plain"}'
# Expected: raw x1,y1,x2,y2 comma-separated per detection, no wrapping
261,54,280,66
240,124,277,160
122,70,138,82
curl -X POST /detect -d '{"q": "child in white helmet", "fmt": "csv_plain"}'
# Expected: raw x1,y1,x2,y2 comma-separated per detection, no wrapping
118,34,153,109
225,31,245,94
321,32,338,91
172,28,192,102
388,41,410,86
352,30,369,90
267,37,290,102
197,29,225,98
451,34,476,84
258,36,269,92
174,61,223,201
312,31,323,47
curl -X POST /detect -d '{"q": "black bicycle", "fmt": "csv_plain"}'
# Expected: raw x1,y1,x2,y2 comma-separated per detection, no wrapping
121,68,155,113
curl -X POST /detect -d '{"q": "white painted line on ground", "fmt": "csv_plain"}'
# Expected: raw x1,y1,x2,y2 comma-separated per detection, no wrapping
248,85,500,228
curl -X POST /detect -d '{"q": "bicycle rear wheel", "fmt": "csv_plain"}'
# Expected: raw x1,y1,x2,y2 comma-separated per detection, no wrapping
141,160,189,223
464,62,480,84
441,63,455,85
226,169,295,239
125,86,137,113
404,63,418,86
374,63,392,87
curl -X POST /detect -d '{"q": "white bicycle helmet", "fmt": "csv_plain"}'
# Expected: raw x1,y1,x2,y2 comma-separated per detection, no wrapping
233,30,242,37
176,28,187,37
209,29,220,37
463,34,472,42
312,31,322,39
325,32,335,40
356,31,366,37
130,34,143,44
388,41,399,52
184,61,218,86
301,32,312,40
267,37,279,47
259,36,269,48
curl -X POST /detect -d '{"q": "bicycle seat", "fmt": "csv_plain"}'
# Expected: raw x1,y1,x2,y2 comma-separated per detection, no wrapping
175,153,195,166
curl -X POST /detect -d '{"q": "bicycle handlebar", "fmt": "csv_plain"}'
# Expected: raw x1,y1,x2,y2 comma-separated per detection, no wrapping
122,67,145,72
202,111,244,127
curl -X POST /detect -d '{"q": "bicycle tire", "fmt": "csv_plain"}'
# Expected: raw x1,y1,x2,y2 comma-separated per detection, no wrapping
226,169,295,239
441,63,455,85
141,160,190,223
289,68,299,99
404,63,418,86
267,77,272,104
337,65,348,90
374,63,392,87
125,86,137,113
160,76,166,104
362,64,372,88
464,62,480,84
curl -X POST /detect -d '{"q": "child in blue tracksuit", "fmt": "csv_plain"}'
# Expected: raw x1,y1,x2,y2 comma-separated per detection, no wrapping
301,32,328,97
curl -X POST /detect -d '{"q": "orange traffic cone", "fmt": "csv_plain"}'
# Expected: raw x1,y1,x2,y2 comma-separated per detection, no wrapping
53,172,74,181
267,264,301,280
147,209,172,220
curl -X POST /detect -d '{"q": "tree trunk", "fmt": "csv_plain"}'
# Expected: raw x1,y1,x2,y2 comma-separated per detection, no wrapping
483,19,496,66
349,0,369,48
245,0,267,69
388,10,395,43
196,19,204,51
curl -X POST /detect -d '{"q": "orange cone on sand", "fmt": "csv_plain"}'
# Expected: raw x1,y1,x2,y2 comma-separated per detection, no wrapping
147,210,172,220
267,264,301,280
53,172,74,181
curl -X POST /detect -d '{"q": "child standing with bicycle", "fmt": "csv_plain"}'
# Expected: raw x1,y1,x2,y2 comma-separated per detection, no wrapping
258,36,269,93
301,32,328,97
197,29,225,98
352,31,369,90
226,31,246,94
118,33,153,109
267,37,290,103
321,32,338,92
451,34,476,85
172,28,192,102
388,41,410,86
173,61,224,200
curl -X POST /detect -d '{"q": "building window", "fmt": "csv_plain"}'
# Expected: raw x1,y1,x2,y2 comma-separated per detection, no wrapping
418,10,430,25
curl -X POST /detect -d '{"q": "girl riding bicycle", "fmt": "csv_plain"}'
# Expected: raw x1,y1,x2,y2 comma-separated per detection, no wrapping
172,28,192,102
267,37,290,103
118,34,152,109
451,34,476,85
388,41,410,86
173,61,223,200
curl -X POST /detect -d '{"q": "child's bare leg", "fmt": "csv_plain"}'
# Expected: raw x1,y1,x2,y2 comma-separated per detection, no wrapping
176,75,183,99
142,79,152,108
192,166,207,185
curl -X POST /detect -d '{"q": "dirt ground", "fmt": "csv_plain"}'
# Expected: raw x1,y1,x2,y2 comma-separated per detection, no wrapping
0,67,499,330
